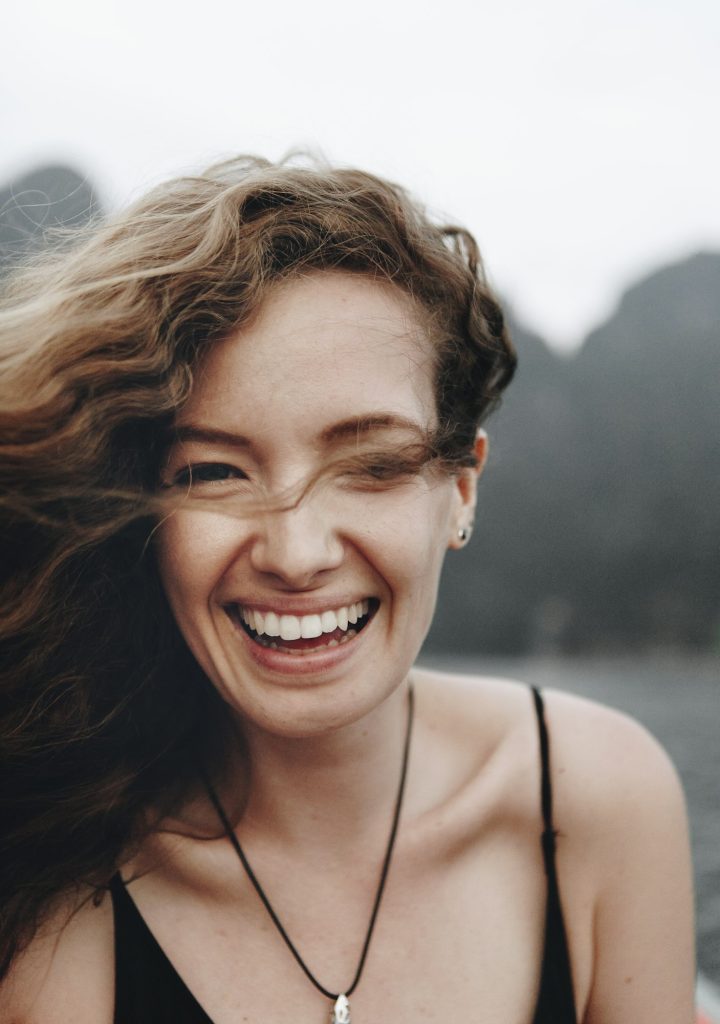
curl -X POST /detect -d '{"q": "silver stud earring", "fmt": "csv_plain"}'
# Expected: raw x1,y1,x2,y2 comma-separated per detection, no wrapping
457,526,469,543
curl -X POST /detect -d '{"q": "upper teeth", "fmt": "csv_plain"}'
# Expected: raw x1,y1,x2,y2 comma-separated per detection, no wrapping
240,601,370,641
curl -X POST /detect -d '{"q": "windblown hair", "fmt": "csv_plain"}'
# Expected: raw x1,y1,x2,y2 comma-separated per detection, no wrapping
0,154,515,976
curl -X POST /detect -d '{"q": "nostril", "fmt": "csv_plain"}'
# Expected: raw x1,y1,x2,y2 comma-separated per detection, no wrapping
248,513,344,579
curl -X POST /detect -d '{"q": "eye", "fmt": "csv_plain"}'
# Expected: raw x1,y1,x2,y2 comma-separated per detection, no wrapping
171,462,248,487
342,455,423,489
364,461,409,480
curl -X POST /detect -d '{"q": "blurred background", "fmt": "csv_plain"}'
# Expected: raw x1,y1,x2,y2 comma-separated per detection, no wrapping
2,0,718,987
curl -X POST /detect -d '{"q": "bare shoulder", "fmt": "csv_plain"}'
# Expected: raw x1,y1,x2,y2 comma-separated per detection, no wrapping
538,685,688,843
0,888,114,1024
413,668,695,1021
413,665,687,831
546,687,695,1019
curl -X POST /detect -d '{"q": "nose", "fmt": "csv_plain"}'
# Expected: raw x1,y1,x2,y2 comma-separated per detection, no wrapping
249,500,345,588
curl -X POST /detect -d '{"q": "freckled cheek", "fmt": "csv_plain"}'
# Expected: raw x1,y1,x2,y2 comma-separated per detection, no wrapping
154,511,247,608
371,503,451,604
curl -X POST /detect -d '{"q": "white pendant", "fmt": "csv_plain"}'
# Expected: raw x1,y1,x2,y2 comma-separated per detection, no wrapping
331,994,351,1023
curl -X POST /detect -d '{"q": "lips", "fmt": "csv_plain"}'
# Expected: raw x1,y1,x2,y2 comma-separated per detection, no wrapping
227,598,378,655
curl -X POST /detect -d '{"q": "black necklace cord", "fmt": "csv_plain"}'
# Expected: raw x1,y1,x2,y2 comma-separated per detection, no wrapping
204,682,415,1002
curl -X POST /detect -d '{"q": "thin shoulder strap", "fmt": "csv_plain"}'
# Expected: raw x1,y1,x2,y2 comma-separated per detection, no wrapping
531,686,553,831
529,687,578,1022
530,685,558,873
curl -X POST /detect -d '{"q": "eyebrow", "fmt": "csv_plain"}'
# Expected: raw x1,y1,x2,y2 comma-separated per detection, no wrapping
169,415,428,450
320,414,428,444
170,425,253,449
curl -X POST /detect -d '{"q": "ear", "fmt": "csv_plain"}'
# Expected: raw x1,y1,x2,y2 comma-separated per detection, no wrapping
448,430,488,549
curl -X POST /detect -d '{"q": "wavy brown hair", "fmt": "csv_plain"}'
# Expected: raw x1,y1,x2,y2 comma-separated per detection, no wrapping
0,154,516,976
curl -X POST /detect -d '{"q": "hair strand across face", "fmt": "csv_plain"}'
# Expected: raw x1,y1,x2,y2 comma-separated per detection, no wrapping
0,153,515,977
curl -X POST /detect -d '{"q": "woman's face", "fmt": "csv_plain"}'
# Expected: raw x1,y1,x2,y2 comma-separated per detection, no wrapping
156,272,482,737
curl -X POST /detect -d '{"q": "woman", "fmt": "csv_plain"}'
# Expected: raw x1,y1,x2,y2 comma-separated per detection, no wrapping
0,156,695,1022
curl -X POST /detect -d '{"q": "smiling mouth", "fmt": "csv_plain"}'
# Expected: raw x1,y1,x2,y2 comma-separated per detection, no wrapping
228,599,379,655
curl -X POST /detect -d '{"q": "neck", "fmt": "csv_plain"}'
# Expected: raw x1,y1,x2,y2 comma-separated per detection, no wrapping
232,680,412,853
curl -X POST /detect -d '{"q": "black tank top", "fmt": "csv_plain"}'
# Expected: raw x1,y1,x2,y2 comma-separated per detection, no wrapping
111,686,577,1023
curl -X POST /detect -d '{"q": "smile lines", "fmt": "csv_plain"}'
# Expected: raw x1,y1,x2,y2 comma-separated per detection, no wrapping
239,600,371,641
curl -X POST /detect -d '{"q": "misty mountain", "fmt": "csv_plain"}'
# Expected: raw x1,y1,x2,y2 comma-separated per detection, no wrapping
0,164,100,274
427,252,720,654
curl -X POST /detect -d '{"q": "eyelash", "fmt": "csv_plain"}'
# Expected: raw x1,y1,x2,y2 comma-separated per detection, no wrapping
342,457,424,487
171,463,248,487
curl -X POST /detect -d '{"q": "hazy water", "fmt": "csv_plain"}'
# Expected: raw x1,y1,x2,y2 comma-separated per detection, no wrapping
419,654,720,984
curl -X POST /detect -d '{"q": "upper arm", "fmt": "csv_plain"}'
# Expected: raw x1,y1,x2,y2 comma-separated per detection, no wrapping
548,691,696,1024
0,890,115,1024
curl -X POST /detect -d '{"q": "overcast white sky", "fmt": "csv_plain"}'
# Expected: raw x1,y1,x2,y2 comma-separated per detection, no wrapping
3,0,718,349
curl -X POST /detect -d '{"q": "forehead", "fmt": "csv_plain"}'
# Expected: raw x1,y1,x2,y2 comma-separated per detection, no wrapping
180,272,437,438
